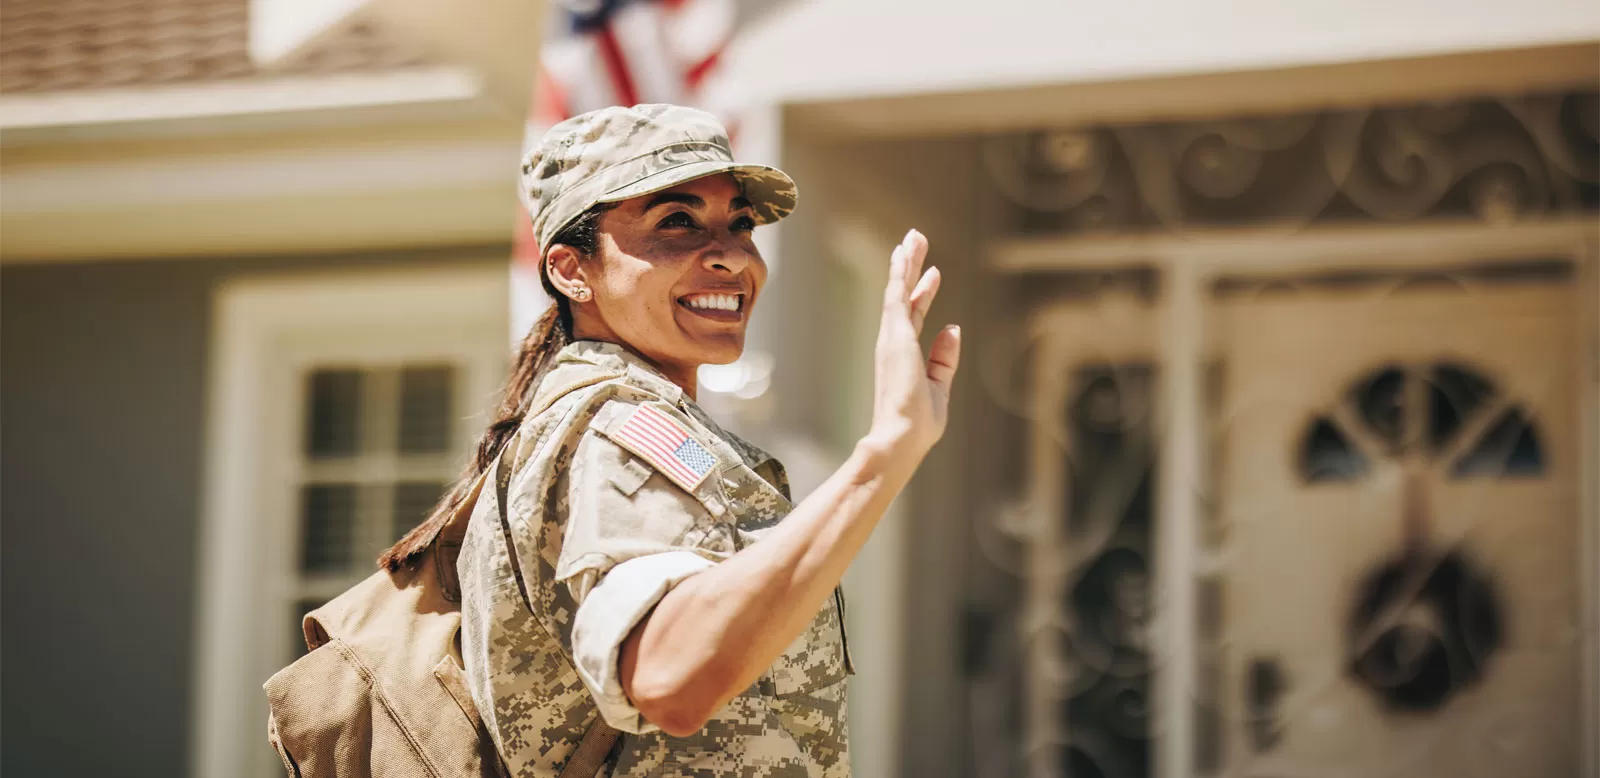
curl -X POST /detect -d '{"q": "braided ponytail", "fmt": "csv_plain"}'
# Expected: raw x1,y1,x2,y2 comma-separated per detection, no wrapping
378,204,608,570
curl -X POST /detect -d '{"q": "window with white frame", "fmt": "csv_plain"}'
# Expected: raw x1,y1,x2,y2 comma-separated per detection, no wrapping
289,363,461,657
193,266,508,778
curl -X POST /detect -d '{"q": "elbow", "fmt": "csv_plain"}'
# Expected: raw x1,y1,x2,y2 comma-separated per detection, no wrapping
627,657,740,738
616,586,744,738
636,697,711,739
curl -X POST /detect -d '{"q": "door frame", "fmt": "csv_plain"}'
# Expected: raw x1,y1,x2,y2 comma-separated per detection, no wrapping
993,215,1600,778
189,265,508,778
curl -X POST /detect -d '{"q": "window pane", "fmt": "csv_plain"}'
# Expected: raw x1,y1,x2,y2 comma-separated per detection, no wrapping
1452,406,1545,478
1299,416,1368,483
300,484,357,574
392,481,447,543
306,370,363,457
398,366,454,454
1427,363,1495,453
1349,365,1406,453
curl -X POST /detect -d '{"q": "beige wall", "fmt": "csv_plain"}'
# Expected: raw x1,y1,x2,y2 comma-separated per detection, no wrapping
1,119,523,262
730,0,1600,106
765,122,1024,777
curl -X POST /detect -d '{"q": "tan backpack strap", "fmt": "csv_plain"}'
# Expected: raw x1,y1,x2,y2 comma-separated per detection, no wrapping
491,372,616,611
436,467,490,603
497,374,627,776
494,447,622,775
493,447,536,614
433,656,512,778
558,716,621,778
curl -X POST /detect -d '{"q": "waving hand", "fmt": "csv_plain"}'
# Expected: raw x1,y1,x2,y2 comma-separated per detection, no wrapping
868,229,961,457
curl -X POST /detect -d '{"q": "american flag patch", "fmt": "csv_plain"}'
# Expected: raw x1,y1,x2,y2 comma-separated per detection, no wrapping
611,405,719,492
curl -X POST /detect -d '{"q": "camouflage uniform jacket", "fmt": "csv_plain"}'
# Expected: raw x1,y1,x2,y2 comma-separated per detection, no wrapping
458,341,854,777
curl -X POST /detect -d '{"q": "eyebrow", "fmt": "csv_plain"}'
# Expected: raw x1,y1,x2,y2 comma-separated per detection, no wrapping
644,192,703,211
642,192,755,212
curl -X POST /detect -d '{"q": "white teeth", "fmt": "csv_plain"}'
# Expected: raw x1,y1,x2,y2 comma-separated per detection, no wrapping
685,294,740,312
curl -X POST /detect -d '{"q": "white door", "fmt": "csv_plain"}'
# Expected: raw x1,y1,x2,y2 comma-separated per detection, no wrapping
1214,276,1583,778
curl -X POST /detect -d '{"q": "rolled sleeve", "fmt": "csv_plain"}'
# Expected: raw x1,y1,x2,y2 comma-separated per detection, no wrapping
569,550,715,733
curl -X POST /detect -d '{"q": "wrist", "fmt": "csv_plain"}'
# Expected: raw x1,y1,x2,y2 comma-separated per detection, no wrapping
850,432,923,486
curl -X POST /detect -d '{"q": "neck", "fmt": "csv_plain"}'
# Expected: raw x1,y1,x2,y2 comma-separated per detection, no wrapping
569,323,698,400
662,365,698,401
624,347,699,400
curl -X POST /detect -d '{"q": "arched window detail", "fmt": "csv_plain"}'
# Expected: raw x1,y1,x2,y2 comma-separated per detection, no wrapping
1452,406,1545,477
1349,365,1407,454
1299,416,1368,483
1427,363,1495,454
1298,362,1544,483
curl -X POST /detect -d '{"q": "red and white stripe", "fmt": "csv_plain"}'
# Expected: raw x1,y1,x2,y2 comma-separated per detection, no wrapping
612,405,711,488
537,0,733,120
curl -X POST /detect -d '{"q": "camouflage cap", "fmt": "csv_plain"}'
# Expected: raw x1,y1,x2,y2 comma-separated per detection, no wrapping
520,104,798,256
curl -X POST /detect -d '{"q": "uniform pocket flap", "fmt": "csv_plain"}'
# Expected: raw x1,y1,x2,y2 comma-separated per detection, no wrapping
608,456,653,497
767,598,851,697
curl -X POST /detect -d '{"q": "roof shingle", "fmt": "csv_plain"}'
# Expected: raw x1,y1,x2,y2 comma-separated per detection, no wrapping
1,0,431,93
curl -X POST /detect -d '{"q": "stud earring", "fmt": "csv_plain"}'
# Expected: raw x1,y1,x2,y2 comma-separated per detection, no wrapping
572,288,590,302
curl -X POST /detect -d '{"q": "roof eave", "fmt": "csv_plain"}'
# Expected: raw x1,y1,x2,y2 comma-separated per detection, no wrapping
0,65,500,145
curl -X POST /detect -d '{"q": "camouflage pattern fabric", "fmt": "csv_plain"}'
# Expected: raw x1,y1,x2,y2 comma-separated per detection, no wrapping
458,341,853,777
520,104,798,254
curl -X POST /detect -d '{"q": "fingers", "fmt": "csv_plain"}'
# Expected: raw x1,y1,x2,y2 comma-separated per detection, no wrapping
882,244,908,313
882,230,931,331
901,229,928,296
883,229,928,316
908,266,942,335
926,324,962,394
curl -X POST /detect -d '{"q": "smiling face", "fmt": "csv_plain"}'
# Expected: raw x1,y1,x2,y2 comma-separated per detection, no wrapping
546,173,766,393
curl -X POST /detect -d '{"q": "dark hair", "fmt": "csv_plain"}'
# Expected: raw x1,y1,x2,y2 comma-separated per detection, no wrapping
378,204,611,570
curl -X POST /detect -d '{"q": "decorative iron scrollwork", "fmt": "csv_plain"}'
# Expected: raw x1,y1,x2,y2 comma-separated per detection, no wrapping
982,90,1599,234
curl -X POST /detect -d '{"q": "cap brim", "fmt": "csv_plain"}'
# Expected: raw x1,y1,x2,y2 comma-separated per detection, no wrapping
597,160,797,225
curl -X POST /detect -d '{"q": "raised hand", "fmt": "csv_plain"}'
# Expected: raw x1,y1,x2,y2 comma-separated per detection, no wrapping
867,229,961,459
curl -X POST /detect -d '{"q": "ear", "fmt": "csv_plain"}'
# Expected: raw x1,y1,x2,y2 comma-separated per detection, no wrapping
545,244,591,302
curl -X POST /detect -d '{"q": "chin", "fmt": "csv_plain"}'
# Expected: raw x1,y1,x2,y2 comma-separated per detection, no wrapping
693,335,746,366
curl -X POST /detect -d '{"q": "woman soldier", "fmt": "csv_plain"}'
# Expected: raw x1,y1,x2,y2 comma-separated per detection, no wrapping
383,103,961,776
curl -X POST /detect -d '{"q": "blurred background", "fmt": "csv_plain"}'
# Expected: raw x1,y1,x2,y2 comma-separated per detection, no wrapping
3,1,1598,776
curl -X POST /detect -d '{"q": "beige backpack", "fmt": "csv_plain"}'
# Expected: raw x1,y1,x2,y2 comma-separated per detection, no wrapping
263,456,620,777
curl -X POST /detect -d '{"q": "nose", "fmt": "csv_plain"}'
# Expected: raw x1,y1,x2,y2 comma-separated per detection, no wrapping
702,235,753,275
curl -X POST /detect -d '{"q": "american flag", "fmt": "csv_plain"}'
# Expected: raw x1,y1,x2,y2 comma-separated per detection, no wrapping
612,405,719,491
538,0,736,124
511,0,738,285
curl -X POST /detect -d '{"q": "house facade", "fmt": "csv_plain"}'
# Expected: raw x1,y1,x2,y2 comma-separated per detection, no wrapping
3,2,1597,777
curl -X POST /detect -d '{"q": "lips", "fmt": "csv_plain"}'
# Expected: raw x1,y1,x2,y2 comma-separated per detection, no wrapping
678,291,745,322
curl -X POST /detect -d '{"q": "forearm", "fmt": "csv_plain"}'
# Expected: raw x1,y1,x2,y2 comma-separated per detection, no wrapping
620,435,916,733
620,228,959,736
